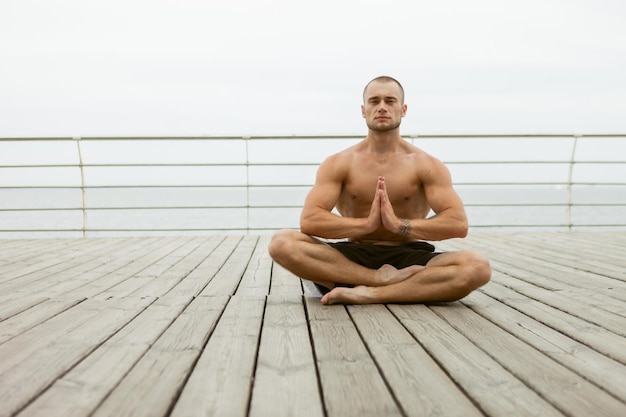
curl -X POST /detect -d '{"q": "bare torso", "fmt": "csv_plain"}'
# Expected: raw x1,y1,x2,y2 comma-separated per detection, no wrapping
335,140,433,243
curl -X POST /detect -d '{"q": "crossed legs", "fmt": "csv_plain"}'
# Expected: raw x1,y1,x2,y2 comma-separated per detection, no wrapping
268,229,491,305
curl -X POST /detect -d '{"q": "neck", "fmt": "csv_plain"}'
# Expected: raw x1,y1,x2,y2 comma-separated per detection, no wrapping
365,130,402,153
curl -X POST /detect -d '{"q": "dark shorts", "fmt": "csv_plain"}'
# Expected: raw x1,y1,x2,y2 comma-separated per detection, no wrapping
328,240,441,269
314,241,441,295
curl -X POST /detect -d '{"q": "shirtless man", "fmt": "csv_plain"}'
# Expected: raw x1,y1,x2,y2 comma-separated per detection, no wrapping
268,76,491,305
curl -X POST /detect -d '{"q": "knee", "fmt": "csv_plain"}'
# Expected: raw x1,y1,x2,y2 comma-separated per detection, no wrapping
268,229,300,264
466,252,491,290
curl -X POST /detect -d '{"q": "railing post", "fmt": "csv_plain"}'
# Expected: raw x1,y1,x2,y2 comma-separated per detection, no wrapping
73,136,87,238
244,136,251,235
567,135,580,231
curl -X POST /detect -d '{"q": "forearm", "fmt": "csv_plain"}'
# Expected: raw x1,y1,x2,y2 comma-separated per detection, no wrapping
397,212,468,241
300,210,371,240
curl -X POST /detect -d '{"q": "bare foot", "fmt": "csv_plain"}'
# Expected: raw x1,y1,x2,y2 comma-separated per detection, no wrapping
321,285,372,305
375,264,425,286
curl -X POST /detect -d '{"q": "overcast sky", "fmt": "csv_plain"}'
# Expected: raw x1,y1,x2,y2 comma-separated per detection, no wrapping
1,0,625,137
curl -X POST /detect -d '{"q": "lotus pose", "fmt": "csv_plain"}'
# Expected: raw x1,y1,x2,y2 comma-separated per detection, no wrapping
269,76,491,304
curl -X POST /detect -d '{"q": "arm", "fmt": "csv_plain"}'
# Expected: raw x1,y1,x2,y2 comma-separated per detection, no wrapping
300,155,380,239
380,159,468,241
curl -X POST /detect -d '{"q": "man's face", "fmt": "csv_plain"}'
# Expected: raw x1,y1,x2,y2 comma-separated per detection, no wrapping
361,81,407,132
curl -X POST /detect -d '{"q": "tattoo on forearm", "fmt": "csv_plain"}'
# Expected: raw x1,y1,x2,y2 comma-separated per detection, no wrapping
398,219,411,237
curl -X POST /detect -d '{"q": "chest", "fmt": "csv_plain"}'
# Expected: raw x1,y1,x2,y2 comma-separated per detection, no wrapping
340,157,421,207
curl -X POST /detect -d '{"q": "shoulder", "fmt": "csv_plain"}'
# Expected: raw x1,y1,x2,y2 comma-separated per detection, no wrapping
404,142,451,182
317,144,358,176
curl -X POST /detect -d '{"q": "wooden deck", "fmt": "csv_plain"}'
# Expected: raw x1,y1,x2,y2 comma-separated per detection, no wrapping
1,232,625,417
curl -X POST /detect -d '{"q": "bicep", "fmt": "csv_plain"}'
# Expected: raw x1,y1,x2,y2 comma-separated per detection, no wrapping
423,162,465,215
302,158,344,215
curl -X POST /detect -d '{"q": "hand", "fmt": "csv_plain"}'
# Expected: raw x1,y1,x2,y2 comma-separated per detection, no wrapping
377,177,402,233
364,178,383,233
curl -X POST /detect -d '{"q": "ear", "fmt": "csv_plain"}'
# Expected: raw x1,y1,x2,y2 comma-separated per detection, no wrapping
401,104,407,117
361,104,366,117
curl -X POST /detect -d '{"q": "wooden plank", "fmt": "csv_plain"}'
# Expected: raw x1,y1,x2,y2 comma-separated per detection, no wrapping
347,304,483,417
235,235,272,296
433,302,626,416
444,235,626,324
471,233,626,282
166,235,240,297
90,295,230,417
389,303,565,417
170,295,266,417
249,294,323,417
49,238,195,300
498,232,626,278
0,297,85,344
270,262,303,296
0,296,155,417
198,235,259,296
0,295,48,321
1,238,165,298
89,237,202,299
127,237,223,298
492,272,626,337
442,234,621,292
18,296,193,417
0,238,127,294
480,281,626,364
59,238,191,299
464,290,626,402
0,238,105,278
305,296,403,417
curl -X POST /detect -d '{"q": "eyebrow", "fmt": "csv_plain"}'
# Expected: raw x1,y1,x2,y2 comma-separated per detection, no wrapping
367,95,398,102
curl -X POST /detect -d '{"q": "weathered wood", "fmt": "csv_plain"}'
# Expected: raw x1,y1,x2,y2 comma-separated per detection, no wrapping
464,290,626,402
199,235,259,296
0,297,85,344
90,295,229,417
348,304,483,417
305,296,403,417
389,303,564,417
1,233,625,417
170,295,265,417
165,235,240,297
249,294,323,417
236,235,272,296
479,281,626,364
0,295,48,321
0,296,155,417
18,296,193,417
432,302,626,416
270,262,304,296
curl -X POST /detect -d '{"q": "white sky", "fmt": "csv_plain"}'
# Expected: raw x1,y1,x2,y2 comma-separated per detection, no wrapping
1,0,626,137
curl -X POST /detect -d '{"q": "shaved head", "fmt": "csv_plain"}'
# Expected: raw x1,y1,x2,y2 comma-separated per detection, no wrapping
363,76,405,104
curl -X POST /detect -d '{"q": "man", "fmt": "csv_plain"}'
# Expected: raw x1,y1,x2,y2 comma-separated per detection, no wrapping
269,76,491,305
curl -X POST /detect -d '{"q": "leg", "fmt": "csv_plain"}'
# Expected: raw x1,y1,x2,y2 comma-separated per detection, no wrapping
321,250,491,305
268,229,424,288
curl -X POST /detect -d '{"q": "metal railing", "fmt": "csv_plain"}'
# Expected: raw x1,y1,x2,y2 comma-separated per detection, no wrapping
1,134,625,237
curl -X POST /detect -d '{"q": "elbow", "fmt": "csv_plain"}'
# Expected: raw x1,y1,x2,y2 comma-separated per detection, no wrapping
299,214,316,236
455,217,469,238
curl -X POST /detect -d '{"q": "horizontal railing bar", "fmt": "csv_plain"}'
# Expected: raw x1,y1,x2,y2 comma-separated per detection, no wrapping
1,133,625,142
3,160,626,169
5,224,622,233
3,183,626,189
2,202,624,213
